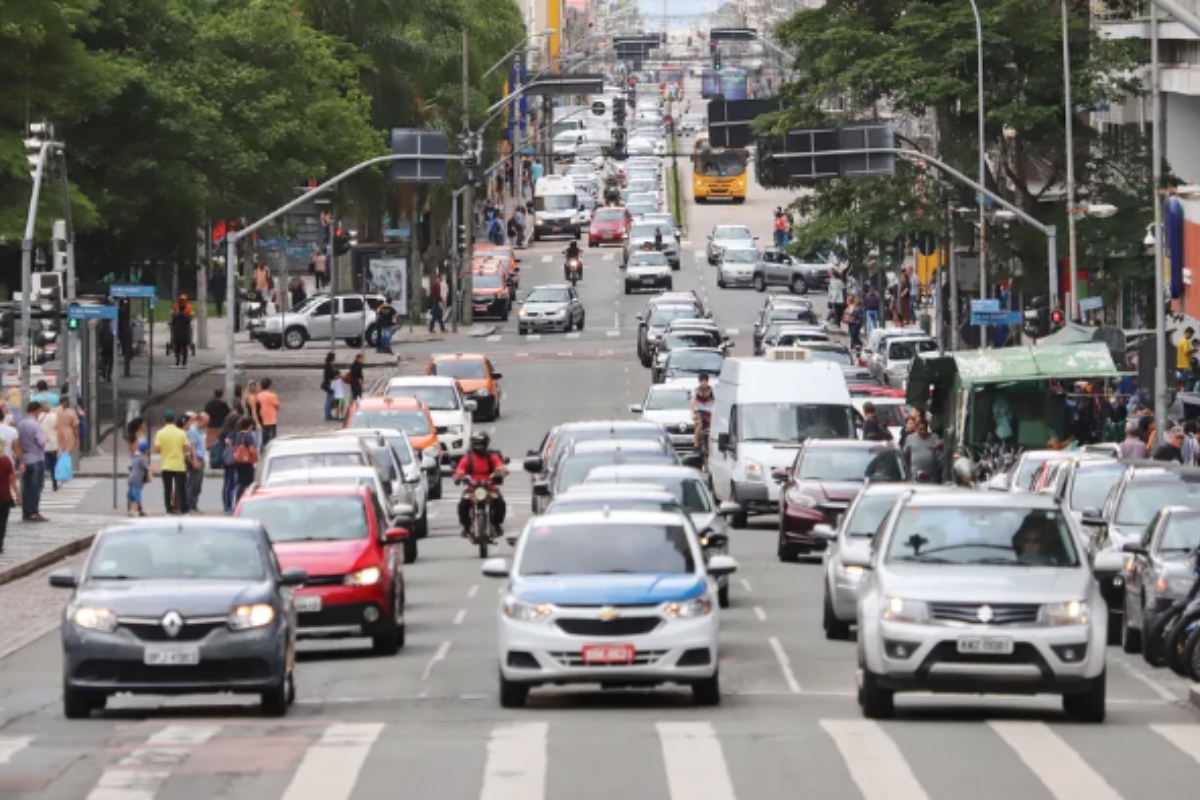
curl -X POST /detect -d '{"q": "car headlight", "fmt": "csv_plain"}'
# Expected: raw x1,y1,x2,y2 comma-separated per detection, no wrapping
1155,575,1196,597
345,567,382,587
744,459,764,482
664,596,713,618
443,425,464,434
554,309,567,316
228,603,276,630
786,489,817,507
882,597,929,624
837,563,863,577
503,596,553,622
474,388,490,397
72,606,117,632
1040,600,1089,626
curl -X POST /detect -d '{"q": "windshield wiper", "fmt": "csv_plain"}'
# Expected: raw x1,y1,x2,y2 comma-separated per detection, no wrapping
974,558,1025,566
520,571,558,576
892,555,955,564
91,574,140,580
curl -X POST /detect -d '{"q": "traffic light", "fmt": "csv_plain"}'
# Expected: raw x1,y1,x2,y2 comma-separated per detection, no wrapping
1023,307,1049,339
334,229,351,256
68,315,80,331
613,100,626,126
1050,309,1065,330
713,50,722,70
457,224,466,256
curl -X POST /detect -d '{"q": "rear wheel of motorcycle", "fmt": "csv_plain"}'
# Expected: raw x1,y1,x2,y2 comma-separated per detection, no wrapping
476,512,489,558
1181,625,1200,681
1143,608,1179,667
1167,615,1200,676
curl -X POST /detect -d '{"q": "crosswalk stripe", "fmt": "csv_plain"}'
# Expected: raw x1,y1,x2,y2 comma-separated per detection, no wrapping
487,335,502,342
0,736,31,764
280,723,383,800
607,329,621,337
540,255,552,263
820,720,929,800
1152,724,1200,765
602,253,614,261
87,724,220,800
658,722,736,800
480,722,547,800
566,332,580,339
989,721,1123,800
40,478,101,509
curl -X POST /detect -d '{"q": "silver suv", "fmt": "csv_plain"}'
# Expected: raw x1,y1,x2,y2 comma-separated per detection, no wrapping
250,293,384,350
848,490,1125,722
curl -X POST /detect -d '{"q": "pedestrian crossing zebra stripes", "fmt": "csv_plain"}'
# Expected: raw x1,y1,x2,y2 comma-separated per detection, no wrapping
39,478,102,510
5,717,1200,800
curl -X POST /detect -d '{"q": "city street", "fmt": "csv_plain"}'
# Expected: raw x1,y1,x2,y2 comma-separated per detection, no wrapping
0,152,1198,800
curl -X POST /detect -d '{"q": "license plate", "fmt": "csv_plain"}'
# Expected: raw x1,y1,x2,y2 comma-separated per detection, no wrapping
642,277,656,284
956,638,1013,655
295,596,322,613
143,646,200,666
474,306,487,313
552,227,562,232
581,644,636,664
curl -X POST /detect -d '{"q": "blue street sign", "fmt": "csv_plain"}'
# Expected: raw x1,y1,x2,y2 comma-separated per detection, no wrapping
970,311,1022,326
68,304,119,321
109,284,157,308
970,299,1000,313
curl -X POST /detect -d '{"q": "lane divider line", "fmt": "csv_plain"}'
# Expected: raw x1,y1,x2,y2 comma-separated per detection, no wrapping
422,640,452,682
753,606,767,622
768,636,802,694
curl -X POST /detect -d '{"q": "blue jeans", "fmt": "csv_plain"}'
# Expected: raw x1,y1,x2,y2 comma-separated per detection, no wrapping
222,465,238,513
428,305,445,332
866,309,880,335
324,389,335,420
21,462,44,518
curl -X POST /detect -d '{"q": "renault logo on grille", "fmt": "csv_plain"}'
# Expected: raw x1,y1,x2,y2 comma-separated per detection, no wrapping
977,605,995,624
677,423,690,433
598,607,621,621
161,611,184,638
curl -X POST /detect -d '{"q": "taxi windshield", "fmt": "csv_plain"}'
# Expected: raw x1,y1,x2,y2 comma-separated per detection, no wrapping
517,523,696,575
349,409,432,435
432,360,488,380
885,507,1080,567
385,385,459,411
473,273,504,289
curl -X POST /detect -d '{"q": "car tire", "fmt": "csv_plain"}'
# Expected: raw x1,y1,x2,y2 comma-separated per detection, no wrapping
718,583,730,609
1107,609,1122,646
666,280,674,291
692,669,721,706
260,674,291,717
578,313,585,330
499,673,530,708
413,509,428,540
283,327,307,350
1121,605,1143,654
63,683,104,719
1061,670,1106,723
518,326,527,335
501,304,510,322
372,593,403,656
624,283,633,294
860,669,895,719
428,475,442,502
777,531,797,563
824,587,851,640
729,490,748,529
753,275,767,293
403,535,418,564
790,276,808,295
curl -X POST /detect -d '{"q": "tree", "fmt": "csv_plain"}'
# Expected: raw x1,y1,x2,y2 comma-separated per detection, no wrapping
768,0,1150,293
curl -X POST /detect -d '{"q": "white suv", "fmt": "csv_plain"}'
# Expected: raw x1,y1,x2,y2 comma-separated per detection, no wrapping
384,376,476,476
250,293,384,350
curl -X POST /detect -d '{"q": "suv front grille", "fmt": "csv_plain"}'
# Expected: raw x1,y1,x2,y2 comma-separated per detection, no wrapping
556,617,662,636
928,602,1041,625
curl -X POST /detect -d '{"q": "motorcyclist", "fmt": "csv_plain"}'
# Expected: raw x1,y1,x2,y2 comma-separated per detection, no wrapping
654,227,664,249
690,374,716,452
564,241,582,278
454,431,508,536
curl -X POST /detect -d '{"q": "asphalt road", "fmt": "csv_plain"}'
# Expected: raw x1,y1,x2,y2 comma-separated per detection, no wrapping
4,106,1200,800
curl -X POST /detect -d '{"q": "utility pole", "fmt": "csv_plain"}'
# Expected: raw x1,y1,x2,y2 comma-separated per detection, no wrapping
462,28,476,326
1061,0,1079,322
1151,3,1168,443
198,222,210,349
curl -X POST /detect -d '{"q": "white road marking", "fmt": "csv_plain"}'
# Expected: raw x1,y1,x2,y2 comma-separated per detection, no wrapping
753,606,767,622
486,335,502,342
86,725,221,800
821,720,929,800
566,332,581,339
557,352,573,357
0,736,30,764
740,579,752,592
657,722,737,800
467,584,479,598
602,253,614,261
453,609,467,625
725,328,739,335
540,255,552,263
422,640,452,681
990,722,1122,800
607,330,621,337
280,724,384,800
1114,657,1179,702
525,334,541,341
694,249,706,259
1151,724,1200,765
613,312,620,328
480,723,548,800
768,636,801,693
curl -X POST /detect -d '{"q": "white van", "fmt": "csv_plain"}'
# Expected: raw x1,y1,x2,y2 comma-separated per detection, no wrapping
707,352,858,528
533,175,582,240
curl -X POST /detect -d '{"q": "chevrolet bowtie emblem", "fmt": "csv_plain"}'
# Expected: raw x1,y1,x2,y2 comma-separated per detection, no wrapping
977,605,995,624
598,607,620,621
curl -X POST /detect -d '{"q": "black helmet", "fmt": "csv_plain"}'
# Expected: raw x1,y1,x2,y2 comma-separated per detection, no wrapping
471,431,490,452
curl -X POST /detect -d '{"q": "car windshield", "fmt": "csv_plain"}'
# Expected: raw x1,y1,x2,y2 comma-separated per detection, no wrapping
87,528,266,581
270,453,364,475
776,332,828,345
885,506,1080,567
385,384,459,411
648,306,699,327
768,308,813,323
593,476,711,513
845,494,902,538
738,403,856,443
350,409,432,435
238,496,370,542
629,182,656,193
630,253,669,267
1069,462,1125,511
667,350,724,373
556,454,676,492
629,202,655,213
723,250,756,263
888,339,937,361
807,349,852,365
473,273,504,289
526,287,571,303
594,209,625,223
517,522,696,575
866,404,907,427
547,499,682,515
646,388,692,410
1117,481,1200,526
267,474,373,490
663,332,719,350
643,216,676,229
432,359,488,380
631,224,665,238
368,446,396,481
713,226,751,240
1159,514,1200,552
536,194,577,211
799,448,905,482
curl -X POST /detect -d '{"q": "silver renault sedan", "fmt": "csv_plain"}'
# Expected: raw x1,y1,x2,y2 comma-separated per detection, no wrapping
848,491,1126,722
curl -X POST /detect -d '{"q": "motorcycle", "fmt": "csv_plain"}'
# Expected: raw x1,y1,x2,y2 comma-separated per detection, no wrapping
461,473,505,558
694,412,712,471
699,531,731,607
565,256,582,286
1142,547,1200,670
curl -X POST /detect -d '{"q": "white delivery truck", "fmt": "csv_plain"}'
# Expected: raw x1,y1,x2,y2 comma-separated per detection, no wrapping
533,175,582,241
707,348,858,528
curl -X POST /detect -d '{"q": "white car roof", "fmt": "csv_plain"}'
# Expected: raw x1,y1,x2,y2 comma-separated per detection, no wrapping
584,464,702,481
524,509,689,527
386,375,458,388
570,438,668,455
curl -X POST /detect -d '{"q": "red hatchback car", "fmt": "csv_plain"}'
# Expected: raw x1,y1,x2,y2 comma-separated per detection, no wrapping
588,206,630,247
235,485,408,655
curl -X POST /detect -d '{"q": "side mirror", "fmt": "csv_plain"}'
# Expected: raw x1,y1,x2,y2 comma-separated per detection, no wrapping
681,454,703,469
840,550,872,570
636,314,644,322
707,233,713,240
812,523,838,541
481,557,511,578
502,455,511,464
492,372,503,380
706,554,738,578
383,527,409,543
524,455,544,474
421,456,438,471
280,567,308,587
701,532,729,548
49,570,77,589
717,432,730,452
1092,551,1126,577
717,501,742,518
771,467,789,484
1121,542,1147,555
1080,511,1105,527
629,404,644,413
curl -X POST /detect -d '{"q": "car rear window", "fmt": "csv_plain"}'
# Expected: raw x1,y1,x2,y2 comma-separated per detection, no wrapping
237,496,370,542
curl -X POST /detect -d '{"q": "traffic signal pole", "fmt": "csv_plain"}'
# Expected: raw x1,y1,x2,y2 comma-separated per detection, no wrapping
462,28,475,327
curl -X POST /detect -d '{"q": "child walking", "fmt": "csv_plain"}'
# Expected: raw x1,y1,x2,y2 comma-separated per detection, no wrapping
330,371,347,420
127,441,152,516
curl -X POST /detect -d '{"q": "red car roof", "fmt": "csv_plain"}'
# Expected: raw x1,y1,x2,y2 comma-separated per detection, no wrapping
240,485,370,501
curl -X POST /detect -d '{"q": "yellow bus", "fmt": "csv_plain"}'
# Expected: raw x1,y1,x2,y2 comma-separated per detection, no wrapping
691,135,748,203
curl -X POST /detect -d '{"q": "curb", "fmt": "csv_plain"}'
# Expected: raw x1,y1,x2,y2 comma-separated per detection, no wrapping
0,534,97,589
1191,685,1200,711
74,470,224,479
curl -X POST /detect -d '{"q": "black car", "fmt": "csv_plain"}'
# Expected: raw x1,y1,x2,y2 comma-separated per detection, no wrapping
650,329,729,382
637,304,705,366
51,519,306,718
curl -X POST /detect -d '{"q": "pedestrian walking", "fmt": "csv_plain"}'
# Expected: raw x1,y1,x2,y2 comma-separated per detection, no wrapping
127,441,151,517
321,353,338,421
40,402,61,492
170,295,194,368
0,448,14,550
288,276,307,309
16,402,47,522
185,412,208,511
243,380,264,448
376,297,397,353
0,405,18,461
428,276,447,333
232,416,259,502
204,388,230,449
257,378,281,447
56,393,79,461
330,370,348,420
349,353,366,403
312,248,329,291
153,409,190,515
254,262,271,313
215,413,240,514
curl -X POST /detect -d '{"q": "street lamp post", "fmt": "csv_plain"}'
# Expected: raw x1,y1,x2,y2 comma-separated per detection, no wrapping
966,0,988,305
1061,0,1080,321
1151,2,1168,442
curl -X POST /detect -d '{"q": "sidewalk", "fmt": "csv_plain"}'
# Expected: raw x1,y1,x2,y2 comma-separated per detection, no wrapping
0,514,132,588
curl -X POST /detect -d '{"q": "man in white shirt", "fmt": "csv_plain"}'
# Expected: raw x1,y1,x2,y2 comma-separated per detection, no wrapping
0,403,18,461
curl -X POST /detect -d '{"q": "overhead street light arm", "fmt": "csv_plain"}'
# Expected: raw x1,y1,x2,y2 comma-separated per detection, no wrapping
480,28,555,83
1152,0,1200,37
